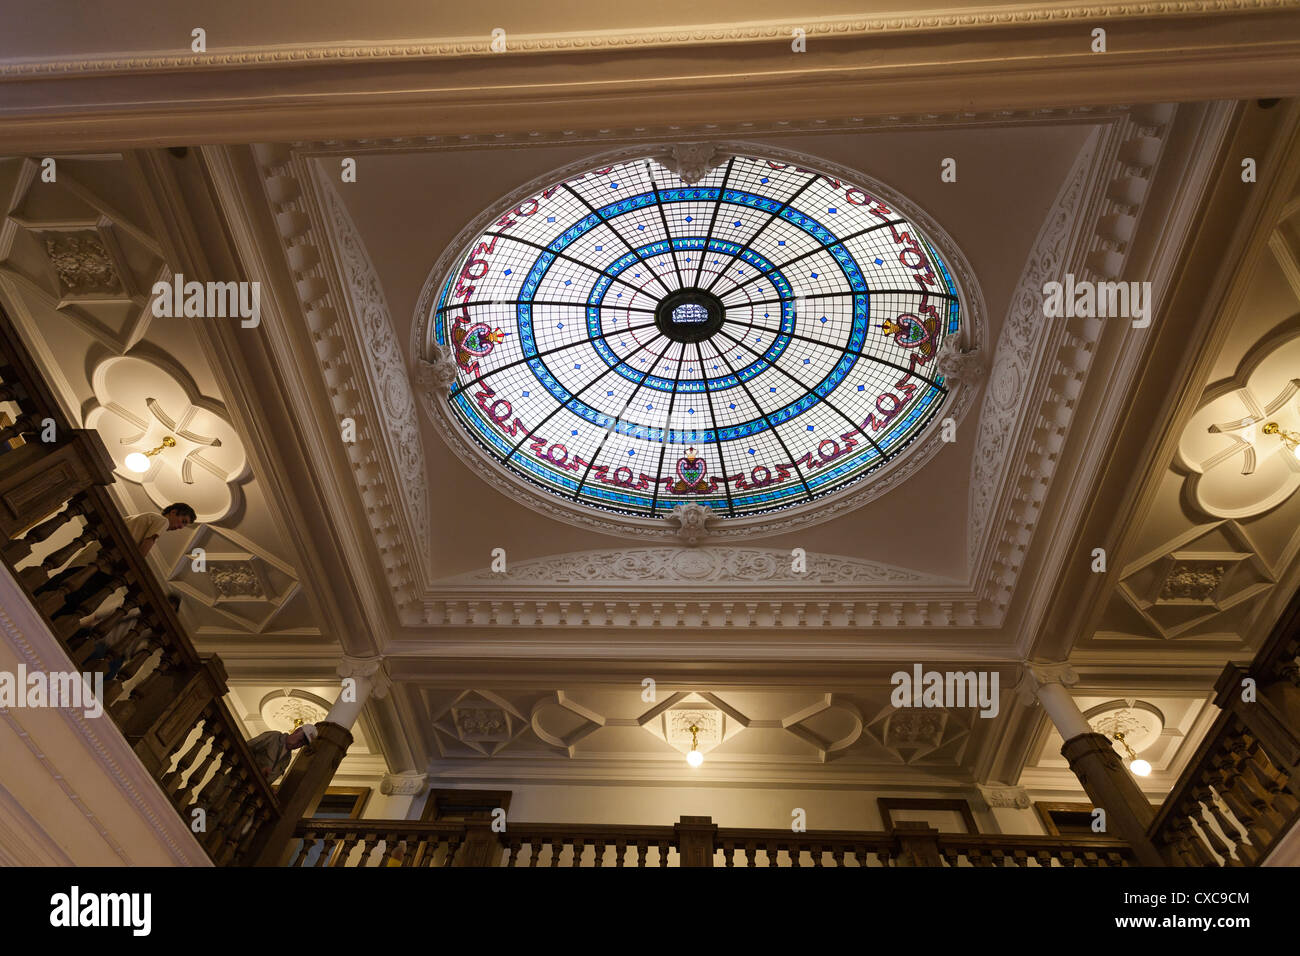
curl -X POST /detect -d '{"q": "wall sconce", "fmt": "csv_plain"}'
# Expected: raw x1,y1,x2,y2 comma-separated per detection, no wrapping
1263,422,1300,461
1113,731,1151,777
686,723,703,767
124,435,176,473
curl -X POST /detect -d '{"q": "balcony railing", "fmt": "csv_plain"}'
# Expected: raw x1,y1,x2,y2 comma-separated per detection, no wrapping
0,310,281,865
288,816,1136,867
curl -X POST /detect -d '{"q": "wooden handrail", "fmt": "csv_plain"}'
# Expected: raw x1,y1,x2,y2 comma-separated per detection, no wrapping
0,303,281,864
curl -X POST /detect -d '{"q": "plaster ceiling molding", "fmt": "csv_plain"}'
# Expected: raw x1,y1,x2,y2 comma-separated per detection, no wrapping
864,706,972,765
258,689,330,733
430,690,529,757
529,691,605,758
1176,322,1300,519
0,160,167,353
6,4,1293,77
443,546,932,588
1116,521,1274,638
289,106,1137,156
424,594,981,629
975,783,1031,810
637,691,749,759
781,694,864,762
1084,700,1166,756
411,140,988,542
82,355,249,522
969,105,1179,615
166,524,301,633
248,144,423,616
312,165,429,549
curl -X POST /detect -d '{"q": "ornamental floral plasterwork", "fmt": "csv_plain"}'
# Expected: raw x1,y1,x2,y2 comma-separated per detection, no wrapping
317,170,431,548
83,355,249,522
445,547,928,586
1176,325,1300,519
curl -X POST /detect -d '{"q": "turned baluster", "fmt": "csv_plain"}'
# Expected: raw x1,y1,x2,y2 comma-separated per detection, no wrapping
570,839,585,867
505,838,523,867
1201,785,1250,863
172,726,223,812
376,837,398,867
160,721,211,795
635,841,648,868
286,838,308,868
443,833,463,867
656,839,670,867
1187,790,1236,865
721,842,735,867
614,840,627,867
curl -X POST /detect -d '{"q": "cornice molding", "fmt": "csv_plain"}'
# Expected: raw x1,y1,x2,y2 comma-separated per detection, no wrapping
3,1,1297,76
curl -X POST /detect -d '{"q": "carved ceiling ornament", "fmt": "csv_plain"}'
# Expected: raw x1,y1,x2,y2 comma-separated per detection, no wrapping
658,143,726,185
1084,699,1165,753
411,140,987,542
42,231,123,297
258,690,330,734
209,560,264,599
1176,322,1300,519
83,355,249,523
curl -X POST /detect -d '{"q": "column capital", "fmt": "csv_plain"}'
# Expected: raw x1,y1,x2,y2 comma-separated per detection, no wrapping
976,782,1031,810
337,655,392,699
1015,660,1079,706
380,771,428,796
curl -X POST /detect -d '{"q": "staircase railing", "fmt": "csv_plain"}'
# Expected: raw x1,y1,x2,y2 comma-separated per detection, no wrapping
0,308,281,865
1148,589,1300,865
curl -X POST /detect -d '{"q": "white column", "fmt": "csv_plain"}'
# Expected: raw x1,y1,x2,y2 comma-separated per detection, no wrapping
1018,661,1092,739
325,656,391,729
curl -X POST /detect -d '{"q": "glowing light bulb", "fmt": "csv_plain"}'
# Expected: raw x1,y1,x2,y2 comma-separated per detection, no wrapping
1129,758,1152,777
124,452,151,473
686,749,703,768
1292,445,1300,462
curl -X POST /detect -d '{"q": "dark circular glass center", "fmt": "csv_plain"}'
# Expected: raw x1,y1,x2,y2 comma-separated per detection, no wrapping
655,289,724,343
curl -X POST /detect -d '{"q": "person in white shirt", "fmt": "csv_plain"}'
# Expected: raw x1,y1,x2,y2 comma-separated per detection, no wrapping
36,503,196,615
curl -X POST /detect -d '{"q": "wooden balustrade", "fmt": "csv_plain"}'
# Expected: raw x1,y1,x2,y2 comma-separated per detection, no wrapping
0,308,281,865
288,821,470,867
291,817,1134,867
936,833,1133,867
1149,587,1300,866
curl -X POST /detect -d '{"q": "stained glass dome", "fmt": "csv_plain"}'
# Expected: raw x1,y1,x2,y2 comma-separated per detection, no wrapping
426,152,963,522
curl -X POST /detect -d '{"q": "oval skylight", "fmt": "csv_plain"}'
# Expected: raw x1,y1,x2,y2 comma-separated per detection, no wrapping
427,152,964,522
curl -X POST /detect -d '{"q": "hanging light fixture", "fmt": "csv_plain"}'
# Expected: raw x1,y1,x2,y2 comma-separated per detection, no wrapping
685,723,703,767
124,435,176,473
1112,730,1151,777
1263,422,1300,461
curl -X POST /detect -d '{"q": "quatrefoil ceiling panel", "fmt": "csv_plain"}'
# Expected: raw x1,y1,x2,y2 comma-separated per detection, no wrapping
425,151,969,525
84,355,249,522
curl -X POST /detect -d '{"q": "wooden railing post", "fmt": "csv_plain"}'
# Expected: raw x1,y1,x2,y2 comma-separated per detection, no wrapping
675,815,716,866
250,721,354,866
454,820,503,867
890,822,944,866
1215,663,1300,797
124,655,229,779
1061,732,1166,866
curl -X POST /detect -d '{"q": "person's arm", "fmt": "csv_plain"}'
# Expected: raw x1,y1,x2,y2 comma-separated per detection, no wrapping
138,535,159,557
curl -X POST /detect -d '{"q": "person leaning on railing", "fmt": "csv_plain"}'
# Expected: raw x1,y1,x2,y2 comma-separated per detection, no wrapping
246,723,318,783
34,502,197,616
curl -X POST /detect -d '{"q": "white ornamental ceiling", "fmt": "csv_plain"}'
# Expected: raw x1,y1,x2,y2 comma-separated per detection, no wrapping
5,97,1300,793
